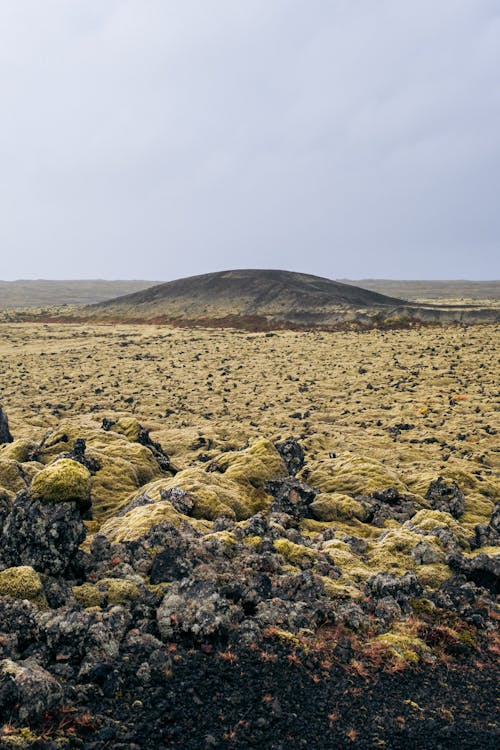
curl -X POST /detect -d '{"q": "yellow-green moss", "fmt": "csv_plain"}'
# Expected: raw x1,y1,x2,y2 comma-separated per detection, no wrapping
28,458,91,508
211,438,287,488
301,452,408,496
97,500,210,543
374,631,429,664
109,417,142,441
119,463,274,522
273,539,317,565
0,458,26,494
0,566,46,606
322,540,372,583
73,578,139,607
310,492,366,522
0,438,38,463
404,509,470,549
36,416,163,521
320,577,363,600
203,531,237,547
243,535,263,548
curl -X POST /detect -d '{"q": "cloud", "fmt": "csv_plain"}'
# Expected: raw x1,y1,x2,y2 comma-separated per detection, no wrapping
0,0,498,279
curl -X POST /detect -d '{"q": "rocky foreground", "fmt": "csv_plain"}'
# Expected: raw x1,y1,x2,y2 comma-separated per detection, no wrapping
0,407,498,749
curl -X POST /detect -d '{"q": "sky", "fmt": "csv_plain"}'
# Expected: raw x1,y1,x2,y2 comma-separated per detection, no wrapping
0,1,499,281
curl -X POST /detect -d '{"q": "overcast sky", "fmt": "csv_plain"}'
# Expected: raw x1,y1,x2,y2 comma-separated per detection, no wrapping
0,1,499,281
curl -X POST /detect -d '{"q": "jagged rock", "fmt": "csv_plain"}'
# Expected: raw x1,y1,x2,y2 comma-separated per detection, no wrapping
363,488,415,527
447,552,499,594
0,658,63,720
160,486,195,515
157,578,241,642
425,476,465,518
116,491,154,517
275,437,305,476
1,495,86,575
149,548,192,583
0,406,13,444
266,477,317,520
65,438,101,474
473,503,500,548
366,571,423,600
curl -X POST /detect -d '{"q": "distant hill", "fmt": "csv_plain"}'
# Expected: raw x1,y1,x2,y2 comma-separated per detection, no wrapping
91,269,404,323
340,279,500,301
0,280,157,309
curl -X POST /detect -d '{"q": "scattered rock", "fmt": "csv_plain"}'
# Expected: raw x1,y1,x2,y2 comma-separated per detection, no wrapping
266,477,317,520
0,658,63,720
425,476,465,518
274,437,305,475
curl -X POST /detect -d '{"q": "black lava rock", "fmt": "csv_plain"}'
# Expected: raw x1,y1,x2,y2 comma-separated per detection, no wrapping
275,437,305,475
0,405,13,444
1,494,86,575
425,476,465,518
266,477,317,520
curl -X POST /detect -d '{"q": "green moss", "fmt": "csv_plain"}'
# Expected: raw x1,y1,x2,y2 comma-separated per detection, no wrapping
375,631,430,664
212,438,287,487
0,458,26,494
109,417,142,441
321,577,363,600
273,539,317,565
97,500,210,543
301,452,408,496
72,582,102,608
404,509,470,549
28,458,91,509
120,463,274,522
243,535,263,548
36,416,163,521
0,566,46,606
0,438,39,463
73,578,139,607
203,531,237,547
310,492,365,522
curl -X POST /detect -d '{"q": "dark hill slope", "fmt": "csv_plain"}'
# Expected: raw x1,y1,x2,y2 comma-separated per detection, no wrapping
91,269,402,320
88,270,499,328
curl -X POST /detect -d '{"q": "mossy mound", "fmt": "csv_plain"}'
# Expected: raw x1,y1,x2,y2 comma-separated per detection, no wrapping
73,578,139,608
0,439,39,463
310,492,366,522
274,539,318,566
0,458,27,495
120,468,271,521
210,438,287,487
118,439,286,522
97,500,210,543
403,509,471,549
322,540,372,583
37,416,165,520
0,565,46,606
406,464,498,529
301,453,409,497
368,528,450,588
28,459,91,510
108,417,142,442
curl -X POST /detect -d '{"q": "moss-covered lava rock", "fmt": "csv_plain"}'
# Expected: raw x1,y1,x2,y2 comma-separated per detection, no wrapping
28,458,91,512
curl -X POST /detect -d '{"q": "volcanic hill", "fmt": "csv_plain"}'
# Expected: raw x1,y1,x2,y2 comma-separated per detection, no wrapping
90,269,405,327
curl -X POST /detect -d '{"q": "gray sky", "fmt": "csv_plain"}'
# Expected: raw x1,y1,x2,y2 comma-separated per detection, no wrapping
1,1,499,281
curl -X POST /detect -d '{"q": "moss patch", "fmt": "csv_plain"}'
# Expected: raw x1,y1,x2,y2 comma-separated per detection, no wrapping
0,565,46,606
28,458,91,509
